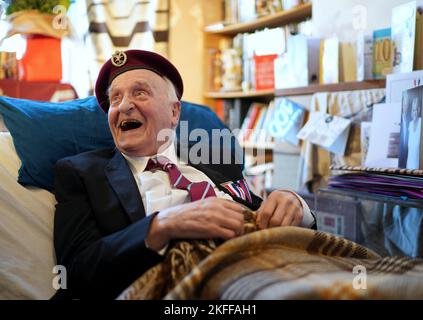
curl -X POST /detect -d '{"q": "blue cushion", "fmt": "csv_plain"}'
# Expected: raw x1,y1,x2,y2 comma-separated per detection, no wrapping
0,96,238,191
178,101,226,132
0,96,114,190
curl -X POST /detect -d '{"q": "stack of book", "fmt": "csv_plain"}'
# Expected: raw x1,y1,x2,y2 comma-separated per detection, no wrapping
329,165,423,200
238,102,270,145
207,18,312,92
0,51,19,80
237,97,306,147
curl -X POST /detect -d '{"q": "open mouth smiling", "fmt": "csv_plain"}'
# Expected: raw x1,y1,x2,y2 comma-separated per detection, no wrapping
119,119,143,131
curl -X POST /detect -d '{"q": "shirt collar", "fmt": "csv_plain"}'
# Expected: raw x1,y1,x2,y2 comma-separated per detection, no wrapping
121,141,179,174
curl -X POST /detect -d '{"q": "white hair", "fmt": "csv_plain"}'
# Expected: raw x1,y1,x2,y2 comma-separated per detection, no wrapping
163,76,179,103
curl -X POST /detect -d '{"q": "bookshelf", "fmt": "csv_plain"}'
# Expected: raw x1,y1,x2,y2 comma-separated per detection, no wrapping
203,2,314,110
202,1,388,198
204,2,312,36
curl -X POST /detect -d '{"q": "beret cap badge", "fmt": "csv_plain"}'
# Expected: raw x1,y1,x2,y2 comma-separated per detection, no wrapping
111,50,127,67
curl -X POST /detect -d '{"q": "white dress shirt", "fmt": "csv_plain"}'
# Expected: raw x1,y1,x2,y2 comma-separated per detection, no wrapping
122,142,315,253
122,143,232,217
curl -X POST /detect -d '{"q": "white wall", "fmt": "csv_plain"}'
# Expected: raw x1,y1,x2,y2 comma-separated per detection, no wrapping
169,0,205,104
312,0,416,40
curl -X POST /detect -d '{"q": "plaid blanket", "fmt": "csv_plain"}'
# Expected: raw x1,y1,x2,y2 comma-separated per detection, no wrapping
118,226,423,300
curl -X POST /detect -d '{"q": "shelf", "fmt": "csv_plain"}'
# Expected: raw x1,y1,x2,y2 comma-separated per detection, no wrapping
240,142,275,150
274,80,386,97
204,80,386,99
204,3,312,36
204,89,274,99
240,141,301,153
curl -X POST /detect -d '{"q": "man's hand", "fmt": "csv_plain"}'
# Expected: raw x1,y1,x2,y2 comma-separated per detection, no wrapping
146,198,245,251
256,190,304,230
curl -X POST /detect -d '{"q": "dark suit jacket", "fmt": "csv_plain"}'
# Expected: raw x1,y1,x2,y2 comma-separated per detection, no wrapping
53,144,268,299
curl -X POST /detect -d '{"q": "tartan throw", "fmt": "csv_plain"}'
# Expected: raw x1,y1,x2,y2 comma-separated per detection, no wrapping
118,216,423,300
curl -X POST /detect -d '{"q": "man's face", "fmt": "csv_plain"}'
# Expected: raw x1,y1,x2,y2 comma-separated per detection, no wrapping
107,69,180,157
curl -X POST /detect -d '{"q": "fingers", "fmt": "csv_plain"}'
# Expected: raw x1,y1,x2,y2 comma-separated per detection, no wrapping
216,213,245,237
188,198,246,238
220,198,246,213
180,219,242,240
257,198,276,229
280,195,303,226
257,191,304,229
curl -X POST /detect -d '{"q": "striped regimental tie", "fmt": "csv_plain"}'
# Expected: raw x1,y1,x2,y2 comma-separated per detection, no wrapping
145,156,216,201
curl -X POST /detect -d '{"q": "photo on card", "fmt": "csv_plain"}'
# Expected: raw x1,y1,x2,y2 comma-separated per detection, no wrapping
398,85,423,169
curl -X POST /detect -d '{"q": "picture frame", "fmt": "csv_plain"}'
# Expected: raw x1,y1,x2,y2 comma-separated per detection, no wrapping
398,85,423,169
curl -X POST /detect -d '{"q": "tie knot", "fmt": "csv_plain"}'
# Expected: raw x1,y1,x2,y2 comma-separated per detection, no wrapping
145,156,175,172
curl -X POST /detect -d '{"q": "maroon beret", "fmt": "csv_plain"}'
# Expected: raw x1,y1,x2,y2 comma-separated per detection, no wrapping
95,49,184,113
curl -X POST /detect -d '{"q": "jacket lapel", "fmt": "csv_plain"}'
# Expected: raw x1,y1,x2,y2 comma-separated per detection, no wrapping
105,150,146,223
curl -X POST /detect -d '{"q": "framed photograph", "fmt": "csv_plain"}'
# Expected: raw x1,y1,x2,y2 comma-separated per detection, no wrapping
398,85,423,169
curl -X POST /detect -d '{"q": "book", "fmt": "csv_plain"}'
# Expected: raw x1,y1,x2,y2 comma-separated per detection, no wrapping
238,103,266,143
268,97,306,146
228,98,242,130
245,104,264,141
372,28,394,79
238,104,255,143
254,54,278,90
263,100,276,143
215,99,225,122
250,105,268,144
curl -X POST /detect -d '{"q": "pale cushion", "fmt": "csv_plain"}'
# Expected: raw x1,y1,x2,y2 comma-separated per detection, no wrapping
0,114,8,132
0,132,56,299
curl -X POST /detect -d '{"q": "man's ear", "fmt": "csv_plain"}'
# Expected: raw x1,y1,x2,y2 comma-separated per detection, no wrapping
171,101,181,129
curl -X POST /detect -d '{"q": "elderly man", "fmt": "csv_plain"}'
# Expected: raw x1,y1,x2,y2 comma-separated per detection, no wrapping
53,50,316,299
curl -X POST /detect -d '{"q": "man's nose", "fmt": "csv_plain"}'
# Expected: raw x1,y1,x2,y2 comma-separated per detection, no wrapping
118,97,135,113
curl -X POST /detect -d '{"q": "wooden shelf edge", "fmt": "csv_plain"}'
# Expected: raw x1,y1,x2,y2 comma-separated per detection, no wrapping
204,3,312,36
204,89,274,99
240,142,275,150
205,80,386,99
274,80,386,97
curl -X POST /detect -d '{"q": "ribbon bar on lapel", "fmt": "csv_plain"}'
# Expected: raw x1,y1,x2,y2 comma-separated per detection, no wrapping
221,179,252,203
